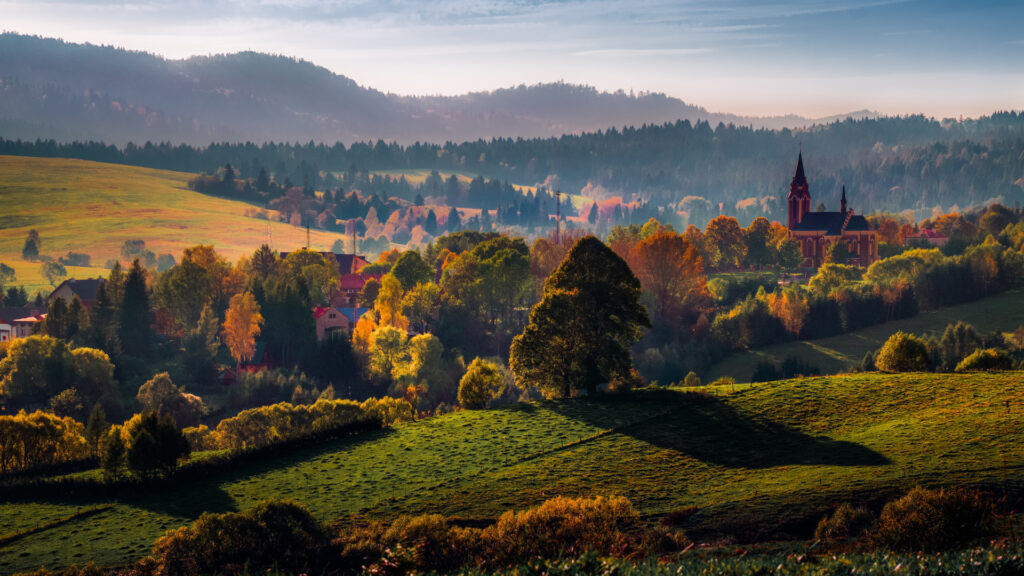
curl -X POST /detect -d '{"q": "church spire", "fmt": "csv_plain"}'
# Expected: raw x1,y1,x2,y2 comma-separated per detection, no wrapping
792,151,807,189
841,185,847,214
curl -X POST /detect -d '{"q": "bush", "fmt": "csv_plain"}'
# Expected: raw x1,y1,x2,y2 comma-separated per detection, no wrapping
875,332,931,372
872,486,995,551
682,371,701,387
152,500,328,575
458,358,505,409
780,355,820,378
815,503,875,541
955,348,1014,372
480,495,638,564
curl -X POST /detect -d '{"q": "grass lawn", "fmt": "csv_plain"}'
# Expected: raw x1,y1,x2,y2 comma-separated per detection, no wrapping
2,372,1023,572
705,289,1024,383
0,156,351,296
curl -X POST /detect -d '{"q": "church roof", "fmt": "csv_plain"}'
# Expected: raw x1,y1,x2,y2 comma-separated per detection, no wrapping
791,212,872,235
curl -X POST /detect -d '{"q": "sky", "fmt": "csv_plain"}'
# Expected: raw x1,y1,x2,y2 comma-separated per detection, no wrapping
2,0,1022,118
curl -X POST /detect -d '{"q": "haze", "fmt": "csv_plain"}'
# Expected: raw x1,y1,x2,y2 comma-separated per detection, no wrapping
3,0,1023,119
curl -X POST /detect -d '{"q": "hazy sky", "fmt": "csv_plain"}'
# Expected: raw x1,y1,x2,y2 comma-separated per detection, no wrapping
3,0,1022,118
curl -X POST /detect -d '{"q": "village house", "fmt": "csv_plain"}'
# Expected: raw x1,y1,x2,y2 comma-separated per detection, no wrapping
787,152,878,268
278,251,371,275
48,277,105,309
903,228,950,247
0,307,46,342
314,306,371,341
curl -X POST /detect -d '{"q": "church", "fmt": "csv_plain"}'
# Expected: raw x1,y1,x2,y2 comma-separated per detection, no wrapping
787,152,878,268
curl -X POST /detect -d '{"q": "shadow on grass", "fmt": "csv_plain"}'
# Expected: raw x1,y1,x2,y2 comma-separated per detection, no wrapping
4,427,396,521
552,391,889,469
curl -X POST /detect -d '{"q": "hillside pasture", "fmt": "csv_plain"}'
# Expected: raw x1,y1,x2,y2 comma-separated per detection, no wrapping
705,289,1024,383
1,372,1023,572
0,156,351,294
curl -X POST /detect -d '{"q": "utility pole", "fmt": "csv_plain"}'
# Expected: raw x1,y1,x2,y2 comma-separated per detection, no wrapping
555,190,562,245
306,221,311,250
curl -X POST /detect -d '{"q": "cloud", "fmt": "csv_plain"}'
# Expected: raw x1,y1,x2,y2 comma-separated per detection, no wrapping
574,47,714,57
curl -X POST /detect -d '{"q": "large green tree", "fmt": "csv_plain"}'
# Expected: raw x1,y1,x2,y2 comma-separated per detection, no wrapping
510,236,649,397
390,250,434,291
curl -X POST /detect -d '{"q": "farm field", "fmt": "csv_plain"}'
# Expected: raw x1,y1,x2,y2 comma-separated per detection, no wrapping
0,156,351,295
705,289,1024,383
2,371,1023,573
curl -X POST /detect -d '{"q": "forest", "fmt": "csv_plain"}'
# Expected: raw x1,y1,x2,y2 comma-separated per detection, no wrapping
2,112,1023,236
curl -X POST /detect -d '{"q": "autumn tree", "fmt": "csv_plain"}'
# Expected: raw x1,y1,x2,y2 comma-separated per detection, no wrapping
630,230,710,331
223,291,264,369
704,216,746,269
369,325,409,382
510,236,650,397
374,274,409,330
875,331,930,373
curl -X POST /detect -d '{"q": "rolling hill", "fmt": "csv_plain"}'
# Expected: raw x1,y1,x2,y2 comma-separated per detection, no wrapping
705,289,1024,383
0,33,876,146
0,155,351,294
1,371,1022,572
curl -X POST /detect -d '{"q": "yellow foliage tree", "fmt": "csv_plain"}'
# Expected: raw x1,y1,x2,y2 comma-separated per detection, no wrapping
375,273,409,330
223,291,264,368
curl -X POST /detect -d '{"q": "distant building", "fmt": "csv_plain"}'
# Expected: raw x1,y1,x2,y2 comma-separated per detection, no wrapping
0,307,46,341
314,306,371,341
787,152,878,268
279,251,371,275
903,229,949,247
48,278,105,309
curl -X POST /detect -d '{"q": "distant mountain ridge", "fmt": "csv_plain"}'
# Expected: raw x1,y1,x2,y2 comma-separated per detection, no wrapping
0,33,878,145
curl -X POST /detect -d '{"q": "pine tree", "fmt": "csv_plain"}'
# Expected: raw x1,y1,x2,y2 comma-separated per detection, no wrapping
447,207,462,233
119,259,154,358
45,297,68,339
84,403,108,457
101,427,126,482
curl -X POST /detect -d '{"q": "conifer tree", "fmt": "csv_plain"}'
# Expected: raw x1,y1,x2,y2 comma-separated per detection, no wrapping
119,259,154,358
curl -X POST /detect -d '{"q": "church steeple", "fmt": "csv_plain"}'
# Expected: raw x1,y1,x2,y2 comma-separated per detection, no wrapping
840,185,847,214
792,151,807,189
788,150,811,229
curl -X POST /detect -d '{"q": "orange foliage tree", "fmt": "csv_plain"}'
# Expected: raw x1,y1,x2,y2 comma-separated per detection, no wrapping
223,291,264,369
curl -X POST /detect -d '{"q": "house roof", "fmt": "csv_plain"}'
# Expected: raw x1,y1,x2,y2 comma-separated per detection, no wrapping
906,229,948,239
339,273,367,290
50,278,105,301
279,252,370,274
314,306,371,323
792,212,872,235
0,307,43,324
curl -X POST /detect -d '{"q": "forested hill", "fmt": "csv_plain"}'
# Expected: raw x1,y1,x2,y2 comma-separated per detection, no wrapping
0,33,873,146
4,112,1024,218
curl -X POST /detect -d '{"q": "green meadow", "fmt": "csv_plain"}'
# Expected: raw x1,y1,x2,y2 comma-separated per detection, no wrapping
706,289,1024,383
0,156,351,295
2,371,1022,573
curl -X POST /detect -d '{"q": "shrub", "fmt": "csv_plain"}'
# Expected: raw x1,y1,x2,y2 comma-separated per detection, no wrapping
710,376,736,387
955,348,1014,372
780,355,821,378
480,495,638,564
682,371,701,387
152,500,328,575
815,503,875,541
872,486,995,551
875,332,930,372
458,358,506,409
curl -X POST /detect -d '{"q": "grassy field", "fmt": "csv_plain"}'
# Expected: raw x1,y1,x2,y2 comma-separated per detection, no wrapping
2,371,1023,572
705,289,1024,383
0,156,351,295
